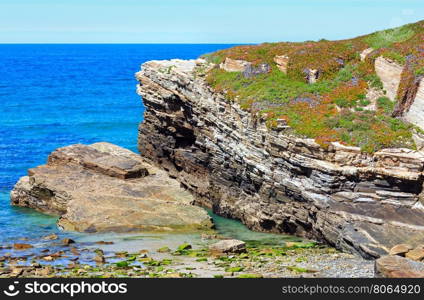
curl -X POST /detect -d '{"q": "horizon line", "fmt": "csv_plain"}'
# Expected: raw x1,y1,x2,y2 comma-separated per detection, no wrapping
0,42,250,45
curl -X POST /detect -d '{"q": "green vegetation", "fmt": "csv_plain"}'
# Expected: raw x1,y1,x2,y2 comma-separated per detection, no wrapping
365,26,415,49
202,20,424,153
177,243,192,251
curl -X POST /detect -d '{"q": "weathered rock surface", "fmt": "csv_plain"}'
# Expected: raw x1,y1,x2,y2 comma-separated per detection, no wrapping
375,255,424,278
11,142,213,233
405,78,424,130
360,48,374,61
374,56,403,101
209,239,246,254
389,244,412,256
136,58,424,258
405,248,424,261
219,57,251,72
304,68,320,84
242,63,270,78
274,55,289,73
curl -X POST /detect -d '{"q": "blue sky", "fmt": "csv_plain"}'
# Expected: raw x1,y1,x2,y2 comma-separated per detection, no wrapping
0,0,423,43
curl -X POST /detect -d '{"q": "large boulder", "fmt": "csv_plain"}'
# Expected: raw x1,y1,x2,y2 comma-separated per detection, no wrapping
219,58,251,72
11,143,213,233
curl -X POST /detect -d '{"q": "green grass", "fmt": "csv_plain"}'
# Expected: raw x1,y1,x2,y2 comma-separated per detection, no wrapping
365,26,415,49
202,20,424,153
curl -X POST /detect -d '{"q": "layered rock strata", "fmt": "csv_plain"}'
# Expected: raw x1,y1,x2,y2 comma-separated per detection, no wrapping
136,59,424,258
11,142,213,232
405,78,424,129
374,56,403,101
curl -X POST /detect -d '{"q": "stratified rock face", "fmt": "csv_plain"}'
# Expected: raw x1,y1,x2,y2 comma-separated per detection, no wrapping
405,78,424,130
136,59,424,258
10,142,213,233
374,56,403,101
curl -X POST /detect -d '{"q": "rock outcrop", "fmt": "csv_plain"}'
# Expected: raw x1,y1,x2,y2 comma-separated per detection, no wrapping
136,58,424,258
11,142,213,233
274,55,289,73
219,58,251,72
405,78,424,130
374,56,403,101
360,48,374,61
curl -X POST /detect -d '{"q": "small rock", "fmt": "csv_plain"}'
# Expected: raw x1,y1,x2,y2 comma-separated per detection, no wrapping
13,243,33,250
51,251,64,258
209,239,246,254
67,262,77,269
11,267,23,277
177,243,192,251
93,255,105,263
139,249,149,254
389,244,413,256
42,256,54,261
62,238,75,245
35,267,52,276
201,233,219,240
405,248,424,261
70,247,80,255
42,234,58,241
94,249,104,256
157,247,170,253
95,241,114,245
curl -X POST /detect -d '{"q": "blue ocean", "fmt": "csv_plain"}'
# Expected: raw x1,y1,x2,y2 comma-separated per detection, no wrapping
0,44,237,243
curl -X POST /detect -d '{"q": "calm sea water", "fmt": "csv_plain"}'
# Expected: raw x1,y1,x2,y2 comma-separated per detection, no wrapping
0,44,233,242
0,44,298,249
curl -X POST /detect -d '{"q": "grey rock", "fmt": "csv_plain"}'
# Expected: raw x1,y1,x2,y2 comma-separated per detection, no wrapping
209,239,246,254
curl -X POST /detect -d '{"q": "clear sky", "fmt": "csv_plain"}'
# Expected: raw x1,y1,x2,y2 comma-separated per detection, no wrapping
0,0,423,43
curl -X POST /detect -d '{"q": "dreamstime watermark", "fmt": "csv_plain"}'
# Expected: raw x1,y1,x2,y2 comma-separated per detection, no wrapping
3,281,127,297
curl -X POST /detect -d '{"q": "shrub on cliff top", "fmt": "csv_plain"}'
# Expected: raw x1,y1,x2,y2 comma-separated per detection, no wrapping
202,20,424,153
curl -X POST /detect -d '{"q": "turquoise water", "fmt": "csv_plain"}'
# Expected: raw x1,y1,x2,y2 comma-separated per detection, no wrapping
0,44,299,249
0,44,236,244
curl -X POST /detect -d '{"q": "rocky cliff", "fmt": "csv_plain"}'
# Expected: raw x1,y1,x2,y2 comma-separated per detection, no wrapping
136,59,424,258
